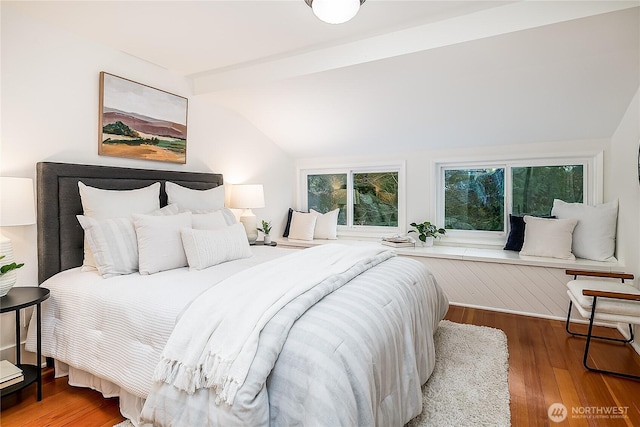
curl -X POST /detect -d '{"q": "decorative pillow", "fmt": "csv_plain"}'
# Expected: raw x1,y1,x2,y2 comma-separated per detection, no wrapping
191,208,238,225
192,210,228,230
166,182,225,212
551,199,618,261
504,214,554,251
287,211,317,241
283,208,296,237
78,182,161,270
181,224,252,270
76,204,181,278
76,216,138,278
520,216,578,260
78,181,161,219
310,208,339,239
133,212,192,275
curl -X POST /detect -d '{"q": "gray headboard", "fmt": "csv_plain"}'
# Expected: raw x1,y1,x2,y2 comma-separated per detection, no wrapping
36,162,224,284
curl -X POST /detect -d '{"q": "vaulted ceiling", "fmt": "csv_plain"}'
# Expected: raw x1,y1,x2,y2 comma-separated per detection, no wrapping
8,1,640,157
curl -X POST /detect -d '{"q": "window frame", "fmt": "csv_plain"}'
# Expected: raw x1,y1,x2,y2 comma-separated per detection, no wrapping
435,153,603,246
299,162,406,238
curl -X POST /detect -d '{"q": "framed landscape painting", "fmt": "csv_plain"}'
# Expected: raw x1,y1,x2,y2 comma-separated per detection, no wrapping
98,72,188,164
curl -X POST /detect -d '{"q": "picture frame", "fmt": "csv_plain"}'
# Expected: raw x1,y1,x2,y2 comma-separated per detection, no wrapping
98,72,188,164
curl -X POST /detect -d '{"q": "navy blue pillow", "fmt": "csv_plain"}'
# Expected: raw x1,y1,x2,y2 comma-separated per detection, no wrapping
504,215,527,251
504,214,555,251
283,208,294,237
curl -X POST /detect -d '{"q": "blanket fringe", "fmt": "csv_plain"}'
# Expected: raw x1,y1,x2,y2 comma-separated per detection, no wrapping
153,353,239,404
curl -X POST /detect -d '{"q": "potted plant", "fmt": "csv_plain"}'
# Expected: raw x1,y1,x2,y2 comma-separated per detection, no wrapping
408,221,446,247
0,255,24,297
257,220,272,244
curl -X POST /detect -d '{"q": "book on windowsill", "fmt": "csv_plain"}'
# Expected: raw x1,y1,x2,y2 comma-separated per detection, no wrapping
381,236,415,248
0,360,23,389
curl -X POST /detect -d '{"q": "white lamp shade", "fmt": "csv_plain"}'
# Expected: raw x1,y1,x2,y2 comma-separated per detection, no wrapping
229,184,265,209
311,0,361,24
0,177,36,226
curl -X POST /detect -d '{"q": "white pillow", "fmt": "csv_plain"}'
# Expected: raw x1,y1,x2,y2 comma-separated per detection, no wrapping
551,199,618,261
520,216,578,260
166,182,225,212
310,209,339,240
78,181,161,219
133,212,192,275
288,211,317,241
191,208,238,226
181,224,252,270
76,216,138,278
78,182,162,271
76,204,180,278
192,210,228,230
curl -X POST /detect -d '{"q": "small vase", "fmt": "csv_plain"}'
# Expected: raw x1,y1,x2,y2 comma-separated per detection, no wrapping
264,235,271,245
0,270,17,297
423,236,434,247
0,239,17,297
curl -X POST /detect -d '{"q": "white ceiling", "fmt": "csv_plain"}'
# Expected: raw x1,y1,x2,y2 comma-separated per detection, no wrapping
7,1,640,157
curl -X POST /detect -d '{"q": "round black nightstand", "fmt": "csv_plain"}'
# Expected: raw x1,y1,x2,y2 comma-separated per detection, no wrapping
0,287,50,401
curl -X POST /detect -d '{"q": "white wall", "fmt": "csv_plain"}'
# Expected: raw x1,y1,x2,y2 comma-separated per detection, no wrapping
0,6,293,360
608,89,640,276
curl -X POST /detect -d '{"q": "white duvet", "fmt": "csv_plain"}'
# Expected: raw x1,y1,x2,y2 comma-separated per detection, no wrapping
27,244,449,426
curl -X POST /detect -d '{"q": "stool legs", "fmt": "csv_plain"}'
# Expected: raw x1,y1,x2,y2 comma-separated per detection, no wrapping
565,300,633,344
566,297,640,381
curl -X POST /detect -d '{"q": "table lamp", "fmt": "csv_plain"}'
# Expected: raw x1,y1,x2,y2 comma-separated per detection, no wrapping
229,184,264,244
0,177,36,296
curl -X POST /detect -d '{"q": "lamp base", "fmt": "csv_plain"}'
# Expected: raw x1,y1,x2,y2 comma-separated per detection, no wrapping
239,210,258,245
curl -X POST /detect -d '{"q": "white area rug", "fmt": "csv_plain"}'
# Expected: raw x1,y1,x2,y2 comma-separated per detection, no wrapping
115,320,510,427
407,320,511,427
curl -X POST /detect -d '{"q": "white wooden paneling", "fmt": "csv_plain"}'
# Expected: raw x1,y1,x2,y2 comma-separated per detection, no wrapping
405,255,576,320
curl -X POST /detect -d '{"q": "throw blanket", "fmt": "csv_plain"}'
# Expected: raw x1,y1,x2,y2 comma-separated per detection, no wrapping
153,244,394,405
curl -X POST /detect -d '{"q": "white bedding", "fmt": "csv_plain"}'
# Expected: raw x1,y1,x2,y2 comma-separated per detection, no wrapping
26,246,293,398
27,244,449,426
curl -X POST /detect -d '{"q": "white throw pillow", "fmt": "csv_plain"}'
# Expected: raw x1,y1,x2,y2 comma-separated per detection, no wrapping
133,212,192,275
166,182,225,212
288,211,317,241
76,216,138,278
191,208,238,226
78,182,161,270
310,209,339,240
181,224,252,270
76,204,180,278
520,216,578,260
551,199,618,261
192,210,228,230
78,181,161,219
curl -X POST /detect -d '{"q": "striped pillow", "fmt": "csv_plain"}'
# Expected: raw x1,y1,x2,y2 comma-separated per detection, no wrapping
181,224,252,270
76,204,181,278
77,216,139,278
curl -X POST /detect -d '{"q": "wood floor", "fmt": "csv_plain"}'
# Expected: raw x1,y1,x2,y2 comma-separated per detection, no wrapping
2,305,640,426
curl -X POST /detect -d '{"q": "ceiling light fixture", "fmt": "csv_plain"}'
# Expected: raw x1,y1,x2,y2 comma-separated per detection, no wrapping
305,0,365,25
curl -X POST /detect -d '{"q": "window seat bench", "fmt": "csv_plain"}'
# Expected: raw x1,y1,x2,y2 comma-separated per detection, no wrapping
275,237,627,321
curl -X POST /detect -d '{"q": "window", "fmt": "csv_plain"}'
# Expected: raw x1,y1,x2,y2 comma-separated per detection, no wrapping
301,164,404,235
437,155,600,242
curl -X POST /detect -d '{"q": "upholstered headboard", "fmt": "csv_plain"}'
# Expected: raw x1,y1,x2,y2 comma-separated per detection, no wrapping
36,162,223,284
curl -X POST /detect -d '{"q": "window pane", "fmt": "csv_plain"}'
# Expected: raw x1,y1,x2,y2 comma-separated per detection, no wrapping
307,174,347,225
444,168,504,231
511,165,583,216
353,172,398,226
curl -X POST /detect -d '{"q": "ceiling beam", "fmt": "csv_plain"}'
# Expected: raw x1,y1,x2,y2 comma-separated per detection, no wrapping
192,1,637,94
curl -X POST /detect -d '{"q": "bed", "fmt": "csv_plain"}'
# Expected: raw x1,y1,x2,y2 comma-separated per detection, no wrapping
26,161,449,426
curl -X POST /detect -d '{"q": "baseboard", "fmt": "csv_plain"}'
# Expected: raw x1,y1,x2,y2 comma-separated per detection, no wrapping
449,302,601,325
